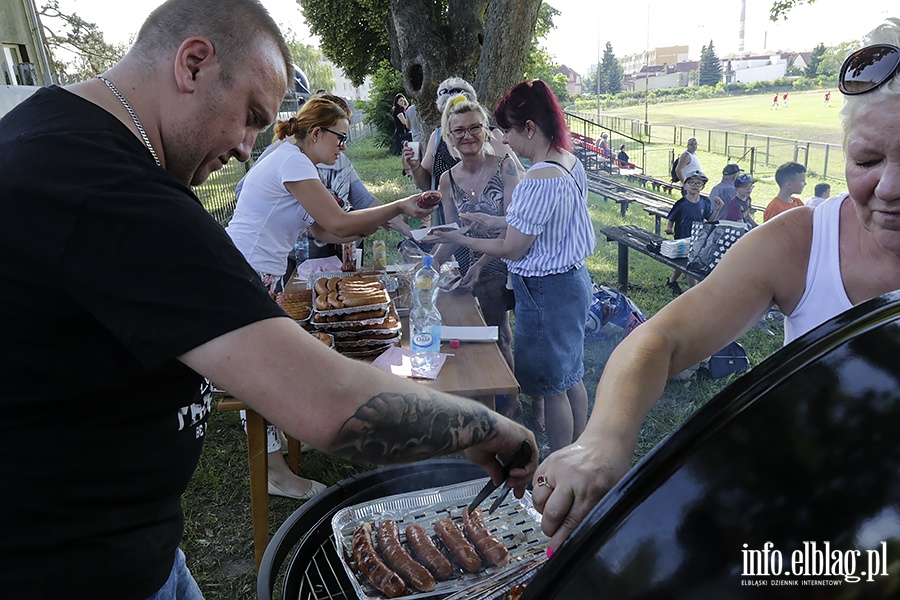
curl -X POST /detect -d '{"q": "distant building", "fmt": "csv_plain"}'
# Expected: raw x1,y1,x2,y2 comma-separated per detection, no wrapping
722,53,789,84
624,63,694,92
330,60,371,101
790,52,812,72
619,45,689,76
0,0,55,116
553,64,582,96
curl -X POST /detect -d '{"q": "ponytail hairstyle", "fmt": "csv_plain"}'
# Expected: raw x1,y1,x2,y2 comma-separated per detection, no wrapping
494,79,573,153
273,97,347,142
440,95,494,154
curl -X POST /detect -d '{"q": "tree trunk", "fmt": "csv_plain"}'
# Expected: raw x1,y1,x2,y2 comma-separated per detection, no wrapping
387,0,540,139
475,0,542,112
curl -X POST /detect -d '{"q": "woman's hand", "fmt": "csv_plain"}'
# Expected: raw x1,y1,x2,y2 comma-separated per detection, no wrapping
458,261,482,289
399,194,436,220
459,212,507,233
402,144,421,173
531,439,631,553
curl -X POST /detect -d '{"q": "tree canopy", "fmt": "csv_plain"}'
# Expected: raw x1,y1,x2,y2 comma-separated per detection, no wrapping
769,0,816,21
38,0,126,76
299,0,543,132
287,41,336,93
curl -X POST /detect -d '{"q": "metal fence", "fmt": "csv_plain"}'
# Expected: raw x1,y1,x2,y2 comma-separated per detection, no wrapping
571,110,845,184
564,112,646,172
195,93,372,226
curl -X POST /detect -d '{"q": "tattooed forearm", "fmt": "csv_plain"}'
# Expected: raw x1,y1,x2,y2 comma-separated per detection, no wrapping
331,391,499,463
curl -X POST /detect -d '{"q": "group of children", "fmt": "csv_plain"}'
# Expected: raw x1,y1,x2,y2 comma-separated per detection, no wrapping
665,160,825,295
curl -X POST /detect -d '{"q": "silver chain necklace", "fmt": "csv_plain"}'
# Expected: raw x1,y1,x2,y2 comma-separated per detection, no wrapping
96,75,161,167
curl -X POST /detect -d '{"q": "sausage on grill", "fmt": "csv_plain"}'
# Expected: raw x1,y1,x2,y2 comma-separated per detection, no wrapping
351,522,407,598
434,518,482,573
405,523,454,581
378,520,436,592
463,508,510,567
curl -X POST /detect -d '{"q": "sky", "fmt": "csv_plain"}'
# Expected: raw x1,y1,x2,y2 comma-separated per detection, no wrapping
51,0,896,77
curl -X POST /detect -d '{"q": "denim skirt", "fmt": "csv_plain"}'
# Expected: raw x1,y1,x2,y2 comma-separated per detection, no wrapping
510,265,592,396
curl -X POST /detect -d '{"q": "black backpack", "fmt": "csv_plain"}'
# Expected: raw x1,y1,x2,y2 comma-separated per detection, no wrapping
670,157,680,182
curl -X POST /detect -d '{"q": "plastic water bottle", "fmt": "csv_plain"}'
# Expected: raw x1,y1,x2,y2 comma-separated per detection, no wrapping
410,255,442,376
291,231,309,263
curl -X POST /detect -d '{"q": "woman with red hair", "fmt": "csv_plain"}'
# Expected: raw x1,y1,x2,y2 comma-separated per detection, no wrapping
434,80,596,453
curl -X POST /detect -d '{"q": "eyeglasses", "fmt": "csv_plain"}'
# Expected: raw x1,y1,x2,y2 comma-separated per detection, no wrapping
839,44,900,95
449,124,485,139
684,179,706,186
322,127,348,148
438,87,467,96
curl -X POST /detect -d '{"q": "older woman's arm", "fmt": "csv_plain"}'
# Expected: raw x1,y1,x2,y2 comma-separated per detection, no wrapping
531,210,814,552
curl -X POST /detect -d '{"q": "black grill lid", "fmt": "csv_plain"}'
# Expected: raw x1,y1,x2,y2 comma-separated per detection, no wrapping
524,291,900,599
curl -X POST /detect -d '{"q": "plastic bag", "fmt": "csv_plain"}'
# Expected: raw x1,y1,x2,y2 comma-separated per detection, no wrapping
585,284,646,340
687,219,750,274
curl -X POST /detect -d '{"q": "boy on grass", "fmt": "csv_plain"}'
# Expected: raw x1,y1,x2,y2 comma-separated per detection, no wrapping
763,161,807,222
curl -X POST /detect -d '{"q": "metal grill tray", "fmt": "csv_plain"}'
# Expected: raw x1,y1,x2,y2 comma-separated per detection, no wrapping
331,477,548,600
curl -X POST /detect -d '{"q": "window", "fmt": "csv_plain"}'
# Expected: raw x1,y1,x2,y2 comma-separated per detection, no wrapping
2,44,24,85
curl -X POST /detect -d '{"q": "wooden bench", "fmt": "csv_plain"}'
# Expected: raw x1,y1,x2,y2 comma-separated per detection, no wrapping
643,204,671,235
600,224,707,291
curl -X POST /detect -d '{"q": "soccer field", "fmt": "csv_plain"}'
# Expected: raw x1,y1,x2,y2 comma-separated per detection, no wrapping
604,89,844,146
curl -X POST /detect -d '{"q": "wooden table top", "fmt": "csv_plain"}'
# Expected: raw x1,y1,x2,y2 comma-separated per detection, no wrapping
402,288,519,398
219,286,518,412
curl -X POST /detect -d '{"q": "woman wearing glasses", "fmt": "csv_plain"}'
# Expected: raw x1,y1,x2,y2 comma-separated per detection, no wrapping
228,97,431,297
430,97,521,417
433,80,596,454
402,77,523,202
532,17,900,553
226,97,433,500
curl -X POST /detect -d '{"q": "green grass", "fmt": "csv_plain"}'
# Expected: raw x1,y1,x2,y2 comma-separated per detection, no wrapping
604,89,844,145
181,132,784,599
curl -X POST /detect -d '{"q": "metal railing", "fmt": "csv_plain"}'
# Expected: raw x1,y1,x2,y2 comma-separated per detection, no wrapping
571,110,845,184
564,112,646,172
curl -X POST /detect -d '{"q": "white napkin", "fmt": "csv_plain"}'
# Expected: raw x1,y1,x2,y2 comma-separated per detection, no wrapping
294,256,343,281
371,345,449,380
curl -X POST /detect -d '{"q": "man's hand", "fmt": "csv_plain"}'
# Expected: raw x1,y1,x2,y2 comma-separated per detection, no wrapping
463,417,537,498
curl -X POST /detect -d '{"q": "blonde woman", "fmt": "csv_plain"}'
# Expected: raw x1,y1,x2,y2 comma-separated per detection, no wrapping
401,77,524,195
431,96,521,417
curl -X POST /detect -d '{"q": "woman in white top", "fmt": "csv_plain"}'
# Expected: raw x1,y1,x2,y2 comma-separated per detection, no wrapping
434,80,596,453
227,97,432,294
226,97,433,500
532,17,900,554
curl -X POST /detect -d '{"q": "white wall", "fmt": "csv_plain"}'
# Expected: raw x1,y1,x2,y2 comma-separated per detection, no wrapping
732,63,788,84
0,85,40,117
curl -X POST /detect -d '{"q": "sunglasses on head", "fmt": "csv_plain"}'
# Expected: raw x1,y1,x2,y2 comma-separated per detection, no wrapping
839,44,900,95
438,87,467,96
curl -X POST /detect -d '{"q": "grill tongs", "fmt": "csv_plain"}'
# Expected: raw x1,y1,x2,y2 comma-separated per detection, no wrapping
467,440,533,514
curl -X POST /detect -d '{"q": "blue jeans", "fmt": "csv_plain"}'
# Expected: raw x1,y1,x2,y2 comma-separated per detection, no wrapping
147,548,204,600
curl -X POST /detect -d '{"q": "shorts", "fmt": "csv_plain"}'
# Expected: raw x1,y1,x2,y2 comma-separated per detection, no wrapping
510,266,591,396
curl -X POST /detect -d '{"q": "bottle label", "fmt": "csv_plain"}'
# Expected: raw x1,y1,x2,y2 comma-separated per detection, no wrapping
411,325,441,354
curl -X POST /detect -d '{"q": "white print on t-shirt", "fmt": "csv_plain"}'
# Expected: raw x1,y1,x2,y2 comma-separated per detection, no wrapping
177,379,213,439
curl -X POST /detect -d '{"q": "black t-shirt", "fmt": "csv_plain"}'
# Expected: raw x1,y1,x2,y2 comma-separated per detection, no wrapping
0,86,285,598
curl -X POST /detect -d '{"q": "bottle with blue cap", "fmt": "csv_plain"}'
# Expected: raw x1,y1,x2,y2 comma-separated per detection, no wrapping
410,255,442,376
